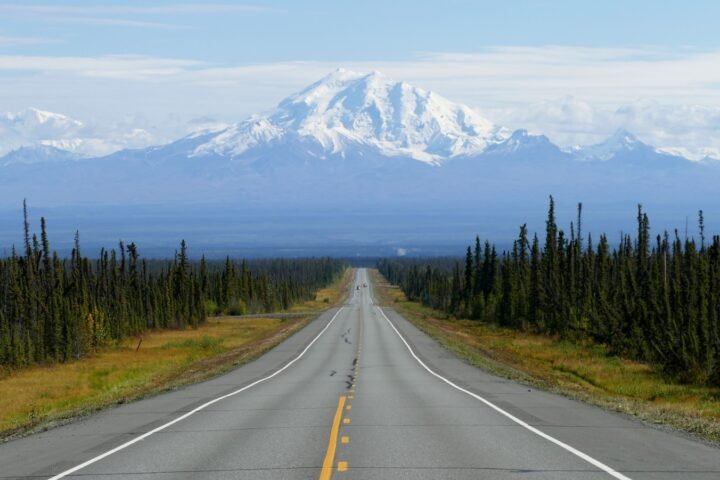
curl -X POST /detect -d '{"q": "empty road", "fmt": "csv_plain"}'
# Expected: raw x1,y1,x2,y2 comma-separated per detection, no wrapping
1,269,718,479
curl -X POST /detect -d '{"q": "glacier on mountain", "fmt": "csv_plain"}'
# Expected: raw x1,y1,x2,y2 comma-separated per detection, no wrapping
185,69,510,165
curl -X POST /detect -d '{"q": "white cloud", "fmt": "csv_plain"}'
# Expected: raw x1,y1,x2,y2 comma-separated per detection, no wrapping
3,46,720,102
489,97,611,146
492,97,720,153
613,102,720,156
657,146,720,161
1,46,720,154
0,108,162,157
0,55,201,79
0,35,59,46
0,3,275,30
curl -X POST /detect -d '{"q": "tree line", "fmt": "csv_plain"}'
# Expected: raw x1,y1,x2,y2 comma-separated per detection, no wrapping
378,197,720,385
0,203,346,367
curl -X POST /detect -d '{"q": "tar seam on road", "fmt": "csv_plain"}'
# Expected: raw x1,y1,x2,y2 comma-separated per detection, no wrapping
319,395,347,480
46,307,346,480
376,306,633,480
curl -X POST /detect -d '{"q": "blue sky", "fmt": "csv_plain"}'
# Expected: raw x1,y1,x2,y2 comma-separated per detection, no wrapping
1,1,720,157
3,1,720,60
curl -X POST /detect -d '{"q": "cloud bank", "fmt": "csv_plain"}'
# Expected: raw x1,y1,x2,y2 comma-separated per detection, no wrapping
0,46,718,155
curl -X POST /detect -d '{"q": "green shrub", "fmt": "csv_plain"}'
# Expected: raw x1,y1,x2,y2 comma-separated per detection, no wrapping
225,299,246,316
203,300,222,316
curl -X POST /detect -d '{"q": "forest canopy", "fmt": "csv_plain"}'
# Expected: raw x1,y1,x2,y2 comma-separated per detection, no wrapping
0,203,345,367
378,198,720,385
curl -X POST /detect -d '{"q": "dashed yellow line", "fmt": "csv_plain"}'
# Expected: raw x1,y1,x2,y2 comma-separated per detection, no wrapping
319,395,347,480
330,273,366,478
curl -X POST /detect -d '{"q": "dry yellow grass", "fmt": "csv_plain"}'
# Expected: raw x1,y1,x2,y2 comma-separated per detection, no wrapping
0,268,352,440
0,317,302,438
370,269,720,443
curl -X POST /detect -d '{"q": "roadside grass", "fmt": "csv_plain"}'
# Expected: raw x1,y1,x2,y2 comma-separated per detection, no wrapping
287,267,353,313
0,268,352,441
369,269,720,443
0,317,305,439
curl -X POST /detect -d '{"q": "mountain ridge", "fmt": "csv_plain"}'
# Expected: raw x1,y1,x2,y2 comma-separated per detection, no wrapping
0,70,711,167
0,71,716,231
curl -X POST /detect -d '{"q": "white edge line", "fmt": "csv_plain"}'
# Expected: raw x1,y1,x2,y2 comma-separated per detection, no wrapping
376,306,632,480
48,307,346,480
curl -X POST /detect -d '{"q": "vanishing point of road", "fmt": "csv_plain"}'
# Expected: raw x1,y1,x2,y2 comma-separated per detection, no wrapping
1,269,718,479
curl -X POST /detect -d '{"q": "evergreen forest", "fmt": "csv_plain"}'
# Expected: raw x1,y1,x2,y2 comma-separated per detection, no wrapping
378,197,720,385
0,203,345,367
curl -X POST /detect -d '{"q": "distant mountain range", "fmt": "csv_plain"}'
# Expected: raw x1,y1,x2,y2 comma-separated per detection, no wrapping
1,69,718,256
3,69,717,169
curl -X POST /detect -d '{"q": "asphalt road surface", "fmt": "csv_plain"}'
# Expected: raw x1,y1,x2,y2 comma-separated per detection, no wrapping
1,269,718,479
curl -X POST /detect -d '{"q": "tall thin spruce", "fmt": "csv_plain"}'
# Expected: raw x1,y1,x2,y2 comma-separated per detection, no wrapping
377,198,720,386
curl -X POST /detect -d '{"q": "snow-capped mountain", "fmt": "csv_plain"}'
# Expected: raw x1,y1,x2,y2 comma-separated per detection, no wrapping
142,71,702,169
481,129,567,160
1,71,719,256
1,108,84,140
185,69,510,165
0,107,157,158
0,73,712,168
657,146,720,162
1,144,83,166
571,128,687,166
0,108,84,156
572,129,655,162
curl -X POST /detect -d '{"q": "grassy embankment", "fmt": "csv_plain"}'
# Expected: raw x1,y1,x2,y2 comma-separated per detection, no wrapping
0,268,353,441
370,269,720,443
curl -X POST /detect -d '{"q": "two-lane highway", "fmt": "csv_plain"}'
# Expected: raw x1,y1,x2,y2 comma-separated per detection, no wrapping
1,269,718,479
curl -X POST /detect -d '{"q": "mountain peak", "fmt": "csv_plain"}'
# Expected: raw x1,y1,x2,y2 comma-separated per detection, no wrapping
608,128,639,145
316,68,366,85
8,107,83,129
482,128,562,158
1,144,82,166
510,129,531,138
195,70,510,163
572,128,648,162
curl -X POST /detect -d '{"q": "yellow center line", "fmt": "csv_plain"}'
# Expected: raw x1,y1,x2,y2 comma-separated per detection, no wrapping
323,275,364,477
319,395,347,480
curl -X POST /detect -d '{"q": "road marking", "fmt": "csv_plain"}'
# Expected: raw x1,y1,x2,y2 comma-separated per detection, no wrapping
376,306,633,480
337,461,348,472
48,307,347,480
319,395,347,480
343,418,350,424
341,436,349,444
